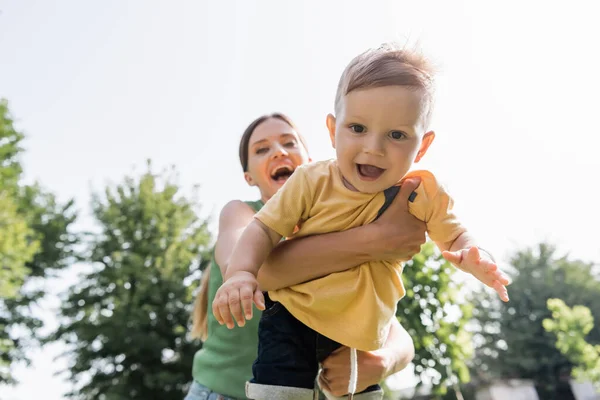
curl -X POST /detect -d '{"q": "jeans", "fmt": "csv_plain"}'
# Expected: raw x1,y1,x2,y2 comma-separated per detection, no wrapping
250,294,380,394
184,381,239,400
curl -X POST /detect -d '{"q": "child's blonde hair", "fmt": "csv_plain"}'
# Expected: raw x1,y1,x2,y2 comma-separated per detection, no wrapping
334,43,436,129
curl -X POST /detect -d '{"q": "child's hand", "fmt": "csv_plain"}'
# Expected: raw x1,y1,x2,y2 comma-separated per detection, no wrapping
212,271,265,329
442,246,510,302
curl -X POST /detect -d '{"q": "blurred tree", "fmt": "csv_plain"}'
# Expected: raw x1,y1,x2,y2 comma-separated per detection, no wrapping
0,98,32,300
544,298,600,390
51,164,212,399
396,242,474,398
0,192,38,383
0,99,24,190
470,243,600,398
0,99,77,384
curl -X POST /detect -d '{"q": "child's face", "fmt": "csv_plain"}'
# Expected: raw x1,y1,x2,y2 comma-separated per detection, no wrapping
245,118,311,201
327,85,435,193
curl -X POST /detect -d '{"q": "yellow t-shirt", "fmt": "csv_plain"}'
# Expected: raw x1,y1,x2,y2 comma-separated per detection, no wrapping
255,159,466,351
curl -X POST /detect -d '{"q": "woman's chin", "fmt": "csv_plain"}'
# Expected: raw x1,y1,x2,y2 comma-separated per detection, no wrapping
267,178,288,193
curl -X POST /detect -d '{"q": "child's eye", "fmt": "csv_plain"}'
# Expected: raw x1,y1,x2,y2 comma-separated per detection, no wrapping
283,141,297,148
390,131,407,140
350,124,366,134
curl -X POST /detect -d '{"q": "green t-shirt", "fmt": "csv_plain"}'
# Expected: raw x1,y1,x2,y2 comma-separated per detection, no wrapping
192,199,263,399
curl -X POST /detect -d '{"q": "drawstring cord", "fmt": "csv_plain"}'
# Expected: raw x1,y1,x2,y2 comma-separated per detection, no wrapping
348,347,358,399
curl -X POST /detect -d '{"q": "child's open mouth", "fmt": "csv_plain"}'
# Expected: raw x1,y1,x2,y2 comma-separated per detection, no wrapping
356,164,385,181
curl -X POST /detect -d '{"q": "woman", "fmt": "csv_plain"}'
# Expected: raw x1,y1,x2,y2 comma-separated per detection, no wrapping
186,113,427,400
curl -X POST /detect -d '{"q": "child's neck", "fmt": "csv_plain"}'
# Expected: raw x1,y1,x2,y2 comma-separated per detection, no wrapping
341,174,359,192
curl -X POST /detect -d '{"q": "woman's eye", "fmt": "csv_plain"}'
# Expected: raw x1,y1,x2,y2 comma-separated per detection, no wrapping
256,147,269,154
350,125,366,133
390,131,406,140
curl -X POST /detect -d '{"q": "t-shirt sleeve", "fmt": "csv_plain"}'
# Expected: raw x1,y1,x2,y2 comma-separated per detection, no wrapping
426,184,466,244
254,165,313,238
407,171,467,245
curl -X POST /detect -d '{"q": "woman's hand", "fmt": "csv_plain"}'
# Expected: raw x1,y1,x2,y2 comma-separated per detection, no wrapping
318,320,414,396
366,177,427,261
318,347,388,396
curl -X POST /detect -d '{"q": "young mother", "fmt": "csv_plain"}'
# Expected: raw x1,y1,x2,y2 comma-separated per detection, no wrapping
186,113,426,400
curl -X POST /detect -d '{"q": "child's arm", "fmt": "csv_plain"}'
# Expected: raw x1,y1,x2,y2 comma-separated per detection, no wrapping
415,171,510,302
225,220,282,280
213,220,282,329
213,164,311,328
440,232,510,302
258,178,426,290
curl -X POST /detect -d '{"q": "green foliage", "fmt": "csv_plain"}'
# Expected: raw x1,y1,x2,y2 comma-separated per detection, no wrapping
544,298,600,389
0,99,24,191
18,183,78,277
397,242,473,396
0,193,39,383
0,98,34,300
0,98,78,384
470,243,600,396
50,164,212,399
0,193,38,298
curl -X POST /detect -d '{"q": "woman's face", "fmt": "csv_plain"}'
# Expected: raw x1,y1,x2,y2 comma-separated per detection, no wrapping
244,118,310,202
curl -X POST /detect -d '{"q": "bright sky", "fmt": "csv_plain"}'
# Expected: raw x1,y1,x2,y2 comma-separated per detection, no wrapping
1,0,599,399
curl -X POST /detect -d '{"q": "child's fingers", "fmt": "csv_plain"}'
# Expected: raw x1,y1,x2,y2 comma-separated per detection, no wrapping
212,299,224,325
215,293,235,329
484,262,510,286
240,286,255,320
227,290,246,328
493,280,509,302
254,290,266,311
492,270,511,286
484,262,498,273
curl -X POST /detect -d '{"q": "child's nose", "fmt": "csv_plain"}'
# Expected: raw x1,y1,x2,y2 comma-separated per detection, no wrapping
363,136,385,156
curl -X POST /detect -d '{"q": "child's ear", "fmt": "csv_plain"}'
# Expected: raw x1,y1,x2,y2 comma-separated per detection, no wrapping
326,114,336,148
414,131,435,163
244,172,257,186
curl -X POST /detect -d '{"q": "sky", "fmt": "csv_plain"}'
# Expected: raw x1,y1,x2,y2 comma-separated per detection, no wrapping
1,0,599,398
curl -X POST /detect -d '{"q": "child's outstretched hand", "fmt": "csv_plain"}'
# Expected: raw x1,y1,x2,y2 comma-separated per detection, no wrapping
212,271,265,329
442,246,510,302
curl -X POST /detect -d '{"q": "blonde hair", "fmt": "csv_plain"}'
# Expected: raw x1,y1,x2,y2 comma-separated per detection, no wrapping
334,43,435,129
190,268,210,340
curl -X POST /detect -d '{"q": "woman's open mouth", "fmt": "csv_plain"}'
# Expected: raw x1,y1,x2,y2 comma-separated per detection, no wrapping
270,165,295,182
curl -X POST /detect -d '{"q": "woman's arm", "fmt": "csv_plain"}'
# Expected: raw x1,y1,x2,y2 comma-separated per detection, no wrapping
258,178,427,290
373,318,415,376
214,200,257,277
318,318,415,396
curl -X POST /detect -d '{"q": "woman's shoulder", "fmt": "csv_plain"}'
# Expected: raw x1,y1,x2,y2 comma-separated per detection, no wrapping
218,200,258,227
220,199,257,217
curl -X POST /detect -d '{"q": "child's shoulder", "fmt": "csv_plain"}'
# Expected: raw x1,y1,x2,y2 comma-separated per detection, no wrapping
404,169,440,190
402,170,448,201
